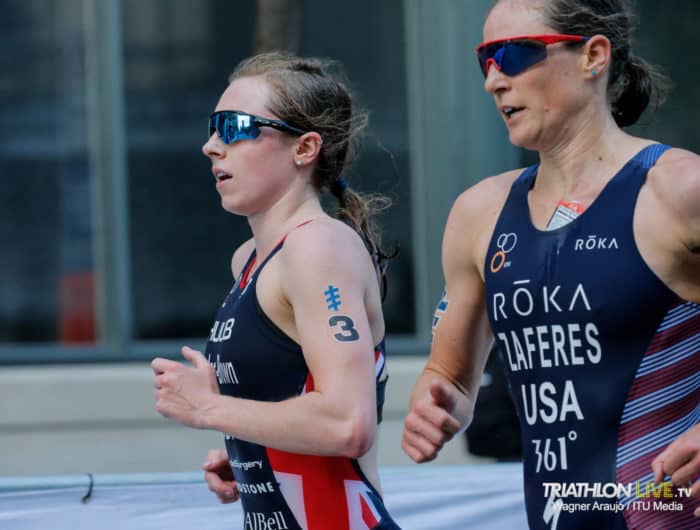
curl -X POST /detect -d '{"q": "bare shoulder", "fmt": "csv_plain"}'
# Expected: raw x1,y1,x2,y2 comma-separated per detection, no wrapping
230,237,255,279
642,147,700,299
456,168,520,207
281,218,371,279
650,148,700,218
445,169,524,277
448,169,523,236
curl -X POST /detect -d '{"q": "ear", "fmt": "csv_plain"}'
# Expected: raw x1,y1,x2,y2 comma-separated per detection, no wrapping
582,34,611,80
292,132,323,167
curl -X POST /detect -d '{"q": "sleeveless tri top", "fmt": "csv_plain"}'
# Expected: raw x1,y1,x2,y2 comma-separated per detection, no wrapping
205,231,399,530
484,144,700,529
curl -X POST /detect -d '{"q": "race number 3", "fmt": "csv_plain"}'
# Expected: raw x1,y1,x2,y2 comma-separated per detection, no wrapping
329,315,359,342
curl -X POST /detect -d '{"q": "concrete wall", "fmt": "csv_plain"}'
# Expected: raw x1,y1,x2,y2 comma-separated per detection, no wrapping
0,357,490,477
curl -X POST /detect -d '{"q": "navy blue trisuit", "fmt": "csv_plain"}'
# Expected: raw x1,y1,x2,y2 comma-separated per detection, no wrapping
484,144,699,529
205,228,400,530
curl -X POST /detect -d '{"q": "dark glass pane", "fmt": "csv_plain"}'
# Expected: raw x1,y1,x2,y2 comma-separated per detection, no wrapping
124,0,256,339
0,0,95,343
631,1,700,152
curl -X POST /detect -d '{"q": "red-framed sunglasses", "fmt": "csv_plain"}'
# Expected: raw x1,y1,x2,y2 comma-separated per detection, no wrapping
476,34,588,77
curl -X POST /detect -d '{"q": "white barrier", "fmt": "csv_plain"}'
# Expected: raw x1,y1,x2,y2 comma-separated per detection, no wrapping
0,464,527,530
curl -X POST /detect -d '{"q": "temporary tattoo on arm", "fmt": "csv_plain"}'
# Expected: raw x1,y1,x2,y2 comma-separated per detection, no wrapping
431,289,449,343
329,315,360,342
324,285,342,310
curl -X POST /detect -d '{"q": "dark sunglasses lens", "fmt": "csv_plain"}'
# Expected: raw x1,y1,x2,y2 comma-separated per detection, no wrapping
210,112,261,144
501,41,546,75
209,114,220,138
477,43,499,76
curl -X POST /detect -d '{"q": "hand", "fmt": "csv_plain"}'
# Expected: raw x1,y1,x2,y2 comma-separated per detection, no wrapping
651,423,700,517
151,346,220,429
203,448,239,504
401,379,465,463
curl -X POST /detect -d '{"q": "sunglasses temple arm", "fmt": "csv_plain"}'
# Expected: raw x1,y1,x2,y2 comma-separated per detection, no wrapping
255,118,307,136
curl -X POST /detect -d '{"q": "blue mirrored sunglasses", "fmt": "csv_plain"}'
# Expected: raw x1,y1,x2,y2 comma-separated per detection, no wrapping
208,110,308,144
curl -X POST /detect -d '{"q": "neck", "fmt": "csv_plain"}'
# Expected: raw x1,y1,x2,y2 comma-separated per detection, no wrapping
535,104,639,200
247,186,325,259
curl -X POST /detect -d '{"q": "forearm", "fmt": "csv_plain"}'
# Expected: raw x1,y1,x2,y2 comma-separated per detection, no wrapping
418,302,494,423
412,325,494,430
203,391,376,458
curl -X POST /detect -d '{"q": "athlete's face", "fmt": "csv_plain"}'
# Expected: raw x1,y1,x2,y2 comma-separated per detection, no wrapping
202,76,301,216
482,0,591,151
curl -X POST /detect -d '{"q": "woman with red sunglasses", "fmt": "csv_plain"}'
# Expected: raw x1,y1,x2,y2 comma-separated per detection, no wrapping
151,52,400,530
403,0,699,528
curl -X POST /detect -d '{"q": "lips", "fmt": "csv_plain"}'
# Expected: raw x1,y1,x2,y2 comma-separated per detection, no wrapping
213,169,233,182
501,106,525,119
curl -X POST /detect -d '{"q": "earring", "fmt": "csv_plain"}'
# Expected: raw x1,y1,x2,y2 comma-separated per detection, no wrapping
590,69,597,77
294,159,301,166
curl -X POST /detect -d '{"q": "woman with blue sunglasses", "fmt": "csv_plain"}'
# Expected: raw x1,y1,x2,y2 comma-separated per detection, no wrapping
403,0,699,529
152,52,400,530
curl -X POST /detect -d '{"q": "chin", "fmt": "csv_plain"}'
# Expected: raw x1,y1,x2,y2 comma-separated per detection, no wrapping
507,128,540,152
220,197,249,216
508,131,529,149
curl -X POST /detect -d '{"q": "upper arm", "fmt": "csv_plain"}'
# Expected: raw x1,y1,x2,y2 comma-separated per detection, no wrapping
646,149,700,301
665,151,700,252
280,224,377,421
427,176,514,398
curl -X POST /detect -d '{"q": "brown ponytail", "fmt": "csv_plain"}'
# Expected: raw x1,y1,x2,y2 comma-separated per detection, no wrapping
534,0,671,127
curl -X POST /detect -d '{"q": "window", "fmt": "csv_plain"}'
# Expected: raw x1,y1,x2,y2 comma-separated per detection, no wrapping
0,0,94,344
0,0,414,361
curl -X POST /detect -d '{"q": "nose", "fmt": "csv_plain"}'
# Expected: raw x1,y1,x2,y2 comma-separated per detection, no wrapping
484,61,509,94
483,58,501,77
202,132,224,159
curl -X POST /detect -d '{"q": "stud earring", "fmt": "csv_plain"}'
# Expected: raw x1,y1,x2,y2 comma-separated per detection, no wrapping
294,159,301,166
591,69,597,77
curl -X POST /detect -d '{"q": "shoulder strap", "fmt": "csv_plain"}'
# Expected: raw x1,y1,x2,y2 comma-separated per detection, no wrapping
238,250,258,290
245,219,316,285
632,143,671,170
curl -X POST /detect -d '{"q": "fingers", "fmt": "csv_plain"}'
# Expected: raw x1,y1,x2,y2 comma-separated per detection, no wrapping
202,448,238,503
182,345,208,368
152,373,168,390
204,470,239,503
669,455,700,487
203,449,234,479
661,445,693,479
401,426,440,463
424,384,463,435
151,350,206,389
651,454,666,483
151,357,182,375
401,434,437,463
651,428,700,485
401,392,462,463
204,448,229,466
154,393,171,418
408,400,460,442
152,347,207,376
